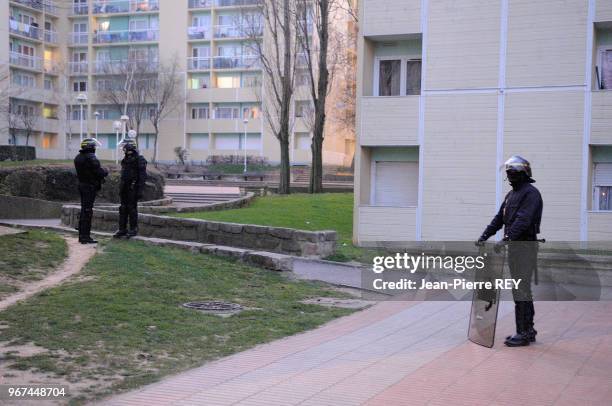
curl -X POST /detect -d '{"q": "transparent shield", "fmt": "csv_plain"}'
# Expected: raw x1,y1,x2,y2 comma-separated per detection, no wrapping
468,246,505,348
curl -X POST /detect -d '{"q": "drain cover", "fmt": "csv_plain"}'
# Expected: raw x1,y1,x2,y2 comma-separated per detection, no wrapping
182,301,243,313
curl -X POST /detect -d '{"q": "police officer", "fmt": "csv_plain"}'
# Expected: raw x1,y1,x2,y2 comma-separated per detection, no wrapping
114,139,147,238
74,138,108,244
477,156,543,347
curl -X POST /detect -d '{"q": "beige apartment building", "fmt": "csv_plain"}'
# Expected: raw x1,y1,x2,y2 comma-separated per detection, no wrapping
1,0,354,166
354,0,612,244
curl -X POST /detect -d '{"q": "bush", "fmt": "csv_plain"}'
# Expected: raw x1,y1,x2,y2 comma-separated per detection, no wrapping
0,145,36,161
0,164,165,203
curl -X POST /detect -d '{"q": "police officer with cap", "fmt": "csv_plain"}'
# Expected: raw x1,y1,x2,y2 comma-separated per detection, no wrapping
74,138,108,244
477,156,543,347
114,139,147,238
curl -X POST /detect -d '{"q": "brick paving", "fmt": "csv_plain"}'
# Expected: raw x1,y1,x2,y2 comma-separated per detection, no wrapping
100,299,612,406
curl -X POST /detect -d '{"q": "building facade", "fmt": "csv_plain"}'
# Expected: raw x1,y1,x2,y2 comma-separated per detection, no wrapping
354,0,612,243
1,0,354,166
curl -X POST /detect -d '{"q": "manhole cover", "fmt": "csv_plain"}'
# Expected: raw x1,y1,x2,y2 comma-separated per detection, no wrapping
182,301,243,313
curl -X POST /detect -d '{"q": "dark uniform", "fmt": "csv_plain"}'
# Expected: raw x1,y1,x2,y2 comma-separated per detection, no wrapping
479,156,543,347
74,139,108,244
115,140,147,238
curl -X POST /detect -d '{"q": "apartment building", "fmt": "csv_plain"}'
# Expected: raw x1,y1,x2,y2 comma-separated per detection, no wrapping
1,0,354,166
354,0,612,244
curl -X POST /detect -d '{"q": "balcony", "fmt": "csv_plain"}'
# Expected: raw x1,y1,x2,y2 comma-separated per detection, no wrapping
70,3,89,15
214,24,262,39
44,1,58,15
188,57,211,71
360,96,420,146
93,29,159,44
44,29,58,44
212,55,260,70
10,0,43,10
188,26,211,40
188,0,212,9
215,0,261,7
43,59,60,75
92,0,159,14
93,58,159,74
69,61,88,75
9,19,41,40
69,32,89,45
9,52,42,70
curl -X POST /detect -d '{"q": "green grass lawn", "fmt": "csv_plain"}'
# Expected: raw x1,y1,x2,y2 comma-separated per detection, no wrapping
0,238,354,404
0,230,67,299
175,193,381,263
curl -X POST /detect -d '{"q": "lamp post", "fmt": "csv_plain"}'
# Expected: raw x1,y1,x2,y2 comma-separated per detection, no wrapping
243,118,249,173
94,111,100,139
76,93,87,141
113,120,122,164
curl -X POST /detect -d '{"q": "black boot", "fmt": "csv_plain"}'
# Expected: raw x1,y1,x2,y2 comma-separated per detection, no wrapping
113,230,128,239
127,227,138,238
79,237,98,244
505,302,530,347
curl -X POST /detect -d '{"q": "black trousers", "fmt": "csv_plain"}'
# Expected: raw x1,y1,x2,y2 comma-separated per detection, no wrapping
78,183,97,240
119,183,139,232
508,242,538,333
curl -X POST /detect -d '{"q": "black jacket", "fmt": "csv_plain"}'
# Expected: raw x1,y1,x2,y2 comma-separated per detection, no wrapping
120,153,147,194
481,182,543,241
74,150,108,190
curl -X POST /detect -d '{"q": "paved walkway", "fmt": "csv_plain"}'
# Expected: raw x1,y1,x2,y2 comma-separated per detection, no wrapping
102,300,612,406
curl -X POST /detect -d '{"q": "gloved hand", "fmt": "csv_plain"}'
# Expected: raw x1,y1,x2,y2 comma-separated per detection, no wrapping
494,240,507,254
475,236,487,247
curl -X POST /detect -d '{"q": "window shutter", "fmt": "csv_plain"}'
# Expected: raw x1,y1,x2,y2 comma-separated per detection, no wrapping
374,161,419,207
594,163,612,186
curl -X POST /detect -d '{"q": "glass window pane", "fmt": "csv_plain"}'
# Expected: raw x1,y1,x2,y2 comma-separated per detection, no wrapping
602,50,612,90
600,186,611,210
406,60,422,95
378,60,401,96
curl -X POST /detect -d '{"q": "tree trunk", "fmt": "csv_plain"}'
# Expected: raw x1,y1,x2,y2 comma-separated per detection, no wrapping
152,124,159,164
279,136,291,194
309,128,324,193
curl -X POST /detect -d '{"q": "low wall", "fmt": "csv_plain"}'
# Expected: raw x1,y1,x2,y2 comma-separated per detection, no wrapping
61,205,336,257
95,193,255,214
0,194,63,219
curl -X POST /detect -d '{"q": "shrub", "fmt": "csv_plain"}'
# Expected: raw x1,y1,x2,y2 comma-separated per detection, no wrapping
0,145,36,161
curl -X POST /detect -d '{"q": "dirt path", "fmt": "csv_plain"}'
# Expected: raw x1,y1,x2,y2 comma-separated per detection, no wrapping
0,236,97,312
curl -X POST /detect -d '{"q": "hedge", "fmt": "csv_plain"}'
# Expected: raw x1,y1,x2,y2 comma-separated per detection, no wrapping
0,145,36,161
0,164,165,203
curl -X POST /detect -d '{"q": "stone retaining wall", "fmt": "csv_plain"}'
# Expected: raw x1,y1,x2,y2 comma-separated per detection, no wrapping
0,195,63,219
61,205,336,257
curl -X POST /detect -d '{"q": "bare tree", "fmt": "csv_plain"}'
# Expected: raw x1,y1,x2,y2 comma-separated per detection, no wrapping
146,56,184,163
296,0,346,193
19,103,39,146
246,0,300,194
98,61,154,136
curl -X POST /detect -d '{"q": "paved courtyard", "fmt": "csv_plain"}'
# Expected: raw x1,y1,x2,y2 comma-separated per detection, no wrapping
103,300,612,405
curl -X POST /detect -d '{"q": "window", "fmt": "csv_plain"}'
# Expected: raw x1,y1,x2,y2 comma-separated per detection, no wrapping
242,74,261,88
375,58,422,96
189,75,210,89
217,75,240,88
129,19,148,31
242,105,260,119
43,106,58,119
191,106,210,119
372,161,419,207
599,49,612,90
44,78,54,90
12,73,35,88
96,79,116,91
214,134,240,150
73,80,87,92
295,101,312,118
594,163,612,210
240,133,261,150
295,133,311,150
189,133,209,150
214,106,239,119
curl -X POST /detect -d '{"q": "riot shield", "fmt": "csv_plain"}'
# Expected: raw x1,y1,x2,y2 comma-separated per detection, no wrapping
468,245,505,348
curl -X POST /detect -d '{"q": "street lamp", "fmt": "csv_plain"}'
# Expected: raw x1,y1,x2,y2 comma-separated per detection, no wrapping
120,114,129,144
76,93,87,141
243,118,249,173
94,111,100,139
113,120,122,164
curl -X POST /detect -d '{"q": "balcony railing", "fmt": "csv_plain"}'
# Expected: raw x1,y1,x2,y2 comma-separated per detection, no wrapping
188,0,212,9
11,0,42,10
188,26,211,40
93,58,159,73
212,55,260,70
70,4,89,15
93,29,159,44
9,19,41,40
69,61,88,74
92,0,159,14
9,52,42,70
215,0,261,7
69,32,89,44
214,24,262,39
187,57,211,71
44,29,58,43
44,1,58,15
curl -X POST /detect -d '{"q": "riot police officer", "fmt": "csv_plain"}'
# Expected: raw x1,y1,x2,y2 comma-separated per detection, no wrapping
114,139,147,238
477,156,543,347
74,138,108,244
